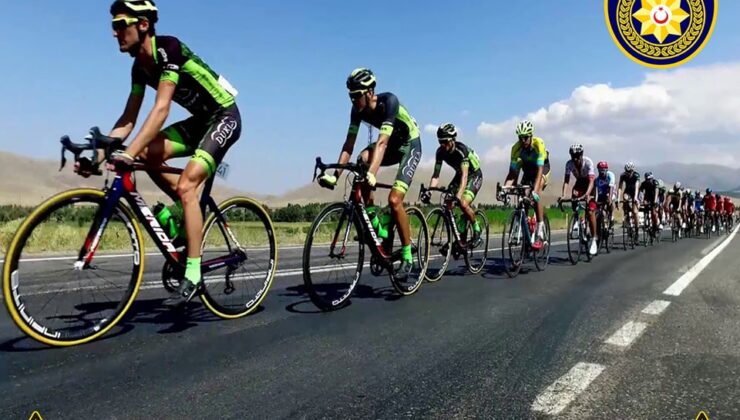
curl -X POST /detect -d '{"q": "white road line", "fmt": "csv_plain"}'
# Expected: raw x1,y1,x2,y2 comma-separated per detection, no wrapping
663,225,739,296
531,362,605,415
604,321,648,348
641,300,671,315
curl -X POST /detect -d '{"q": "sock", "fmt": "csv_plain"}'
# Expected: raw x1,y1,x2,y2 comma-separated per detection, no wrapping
401,244,412,263
185,257,202,284
473,221,481,233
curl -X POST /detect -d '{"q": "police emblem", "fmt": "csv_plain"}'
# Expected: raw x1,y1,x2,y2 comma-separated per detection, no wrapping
605,0,718,68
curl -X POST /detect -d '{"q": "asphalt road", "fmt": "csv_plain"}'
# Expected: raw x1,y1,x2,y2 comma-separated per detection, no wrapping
2,228,739,419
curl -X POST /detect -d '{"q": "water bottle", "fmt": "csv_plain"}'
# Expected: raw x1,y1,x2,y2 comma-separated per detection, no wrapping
528,216,537,234
153,202,180,239
369,207,390,239
571,219,580,239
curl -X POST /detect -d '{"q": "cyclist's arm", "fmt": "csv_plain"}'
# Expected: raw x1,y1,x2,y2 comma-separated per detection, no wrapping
430,153,443,188
368,95,399,176
334,132,358,178
533,165,544,195
111,92,144,140
504,168,518,187
368,133,390,175
125,80,176,158
584,177,595,198
561,173,570,198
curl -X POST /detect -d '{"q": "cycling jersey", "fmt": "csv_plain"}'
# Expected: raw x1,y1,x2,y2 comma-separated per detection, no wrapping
433,142,481,177
640,179,658,202
694,198,704,212
564,157,596,181
619,171,641,197
348,92,420,145
510,137,547,171
131,36,237,118
703,194,716,211
595,171,616,201
666,189,682,208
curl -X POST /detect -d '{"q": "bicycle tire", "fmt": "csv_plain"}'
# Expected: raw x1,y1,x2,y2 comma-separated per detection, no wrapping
533,214,551,271
566,214,581,265
302,202,364,311
502,210,525,277
389,206,429,296
199,197,278,319
2,189,145,347
464,209,489,274
424,207,451,282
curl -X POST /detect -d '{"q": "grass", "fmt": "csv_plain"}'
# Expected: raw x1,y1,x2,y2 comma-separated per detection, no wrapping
0,207,573,254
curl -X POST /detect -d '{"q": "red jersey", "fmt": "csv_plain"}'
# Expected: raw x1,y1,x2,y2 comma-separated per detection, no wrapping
723,199,734,214
704,194,716,211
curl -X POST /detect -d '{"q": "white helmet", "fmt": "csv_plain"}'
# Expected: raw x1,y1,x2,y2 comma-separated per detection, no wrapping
569,143,584,157
515,121,534,136
674,181,682,190
624,161,635,172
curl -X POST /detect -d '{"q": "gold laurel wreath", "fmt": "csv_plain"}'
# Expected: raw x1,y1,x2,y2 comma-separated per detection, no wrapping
617,0,705,58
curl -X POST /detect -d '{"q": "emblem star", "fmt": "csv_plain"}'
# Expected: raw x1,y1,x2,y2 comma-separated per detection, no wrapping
633,0,689,43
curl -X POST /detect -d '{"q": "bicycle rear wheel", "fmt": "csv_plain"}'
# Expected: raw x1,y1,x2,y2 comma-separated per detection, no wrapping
199,197,278,319
464,209,489,274
2,189,145,346
502,210,525,277
424,208,451,282
389,206,429,296
533,214,551,271
302,203,364,311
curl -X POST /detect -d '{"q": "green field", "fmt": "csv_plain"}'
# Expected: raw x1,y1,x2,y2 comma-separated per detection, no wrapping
0,207,575,254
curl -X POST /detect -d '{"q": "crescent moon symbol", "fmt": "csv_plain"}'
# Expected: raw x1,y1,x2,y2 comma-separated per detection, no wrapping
653,9,670,24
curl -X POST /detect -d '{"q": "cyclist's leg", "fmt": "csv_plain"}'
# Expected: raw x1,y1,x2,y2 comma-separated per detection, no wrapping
389,137,421,250
166,105,241,303
460,171,482,224
142,119,202,202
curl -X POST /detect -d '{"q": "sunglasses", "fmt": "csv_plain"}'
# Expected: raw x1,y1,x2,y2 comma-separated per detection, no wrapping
348,90,367,101
518,135,532,142
112,16,139,31
438,137,454,144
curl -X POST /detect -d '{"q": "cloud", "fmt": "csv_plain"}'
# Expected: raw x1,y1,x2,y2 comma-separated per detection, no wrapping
477,62,740,168
424,124,438,135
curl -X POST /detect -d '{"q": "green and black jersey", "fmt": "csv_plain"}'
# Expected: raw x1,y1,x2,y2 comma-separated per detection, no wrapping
131,36,237,117
347,92,420,144
433,141,481,178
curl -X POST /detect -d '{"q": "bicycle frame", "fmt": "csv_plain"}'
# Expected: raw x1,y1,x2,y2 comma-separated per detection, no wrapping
79,164,245,275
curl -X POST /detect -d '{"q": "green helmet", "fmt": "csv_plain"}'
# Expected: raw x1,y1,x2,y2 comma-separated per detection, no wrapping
437,123,457,140
110,0,159,23
515,120,534,136
346,68,376,93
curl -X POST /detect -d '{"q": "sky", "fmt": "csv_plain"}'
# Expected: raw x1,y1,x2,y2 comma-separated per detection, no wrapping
1,0,739,194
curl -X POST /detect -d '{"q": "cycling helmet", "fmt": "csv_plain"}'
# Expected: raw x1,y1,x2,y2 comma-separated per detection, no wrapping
706,188,712,194
685,188,692,195
515,121,534,136
674,181,682,190
346,68,376,93
437,123,457,141
597,161,609,170
645,171,654,180
624,161,635,172
110,0,159,23
657,178,664,188
569,143,584,157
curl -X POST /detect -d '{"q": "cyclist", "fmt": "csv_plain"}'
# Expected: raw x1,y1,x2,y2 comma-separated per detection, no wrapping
725,197,736,228
559,144,598,255
617,162,640,231
75,1,242,306
318,68,421,278
703,188,717,232
657,179,667,229
693,190,704,232
717,195,727,231
425,123,483,245
638,172,660,234
502,120,551,249
595,161,616,226
664,182,684,237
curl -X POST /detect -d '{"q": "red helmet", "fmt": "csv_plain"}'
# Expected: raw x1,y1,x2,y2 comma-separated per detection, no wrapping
597,161,609,170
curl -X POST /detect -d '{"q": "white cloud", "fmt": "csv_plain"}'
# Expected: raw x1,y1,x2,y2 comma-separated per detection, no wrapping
424,124,438,135
477,62,740,168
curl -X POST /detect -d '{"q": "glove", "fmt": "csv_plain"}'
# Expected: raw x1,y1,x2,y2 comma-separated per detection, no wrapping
366,172,377,187
532,192,540,203
318,173,337,190
110,151,135,170
74,157,97,178
420,191,432,204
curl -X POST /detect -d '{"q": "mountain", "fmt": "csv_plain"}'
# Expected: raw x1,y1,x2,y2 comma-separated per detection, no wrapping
0,151,251,206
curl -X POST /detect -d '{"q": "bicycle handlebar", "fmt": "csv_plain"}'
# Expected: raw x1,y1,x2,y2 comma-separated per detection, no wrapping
557,197,588,212
313,157,393,190
59,127,124,174
418,183,459,205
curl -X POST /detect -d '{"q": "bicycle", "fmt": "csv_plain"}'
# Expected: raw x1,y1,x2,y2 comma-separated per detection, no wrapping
559,198,591,264
420,185,489,281
2,127,278,347
302,157,430,311
669,209,682,242
496,183,551,277
596,201,615,254
620,197,638,250
639,203,661,246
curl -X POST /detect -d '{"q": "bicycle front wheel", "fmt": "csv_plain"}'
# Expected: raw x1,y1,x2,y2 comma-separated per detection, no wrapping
389,206,429,296
2,189,145,346
302,203,364,311
533,214,551,271
566,214,581,265
424,208,451,282
464,209,489,274
502,210,525,277
199,197,278,319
